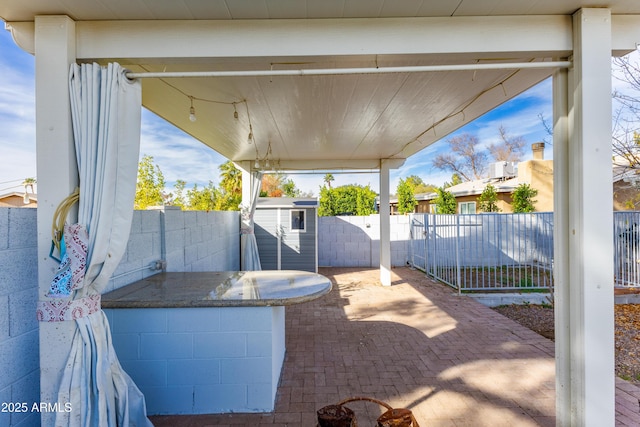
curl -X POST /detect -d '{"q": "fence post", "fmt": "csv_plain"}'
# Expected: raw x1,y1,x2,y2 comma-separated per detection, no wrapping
456,214,461,294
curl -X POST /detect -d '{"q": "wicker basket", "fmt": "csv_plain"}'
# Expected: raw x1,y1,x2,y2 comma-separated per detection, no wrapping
316,396,420,427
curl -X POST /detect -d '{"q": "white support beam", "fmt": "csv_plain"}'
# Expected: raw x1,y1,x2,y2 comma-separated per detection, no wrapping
275,158,405,171
612,15,640,56
379,160,392,287
34,15,78,427
1,15,636,60
236,160,253,208
560,8,615,426
70,16,573,61
553,67,571,427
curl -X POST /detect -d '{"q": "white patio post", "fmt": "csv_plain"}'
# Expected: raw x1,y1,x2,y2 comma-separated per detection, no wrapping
553,66,571,426
379,160,392,286
34,15,78,426
238,160,252,270
555,8,615,426
238,160,252,210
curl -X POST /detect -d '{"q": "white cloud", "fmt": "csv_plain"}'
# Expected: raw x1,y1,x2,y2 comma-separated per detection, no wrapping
139,110,228,189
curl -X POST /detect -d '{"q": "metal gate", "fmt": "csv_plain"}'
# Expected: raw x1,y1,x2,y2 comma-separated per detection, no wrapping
409,213,554,292
411,211,640,291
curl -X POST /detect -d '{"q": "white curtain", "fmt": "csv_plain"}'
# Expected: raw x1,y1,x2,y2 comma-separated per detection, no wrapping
240,170,264,271
53,62,152,426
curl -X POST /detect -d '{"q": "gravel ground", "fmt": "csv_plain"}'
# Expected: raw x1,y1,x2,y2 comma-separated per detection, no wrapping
492,303,640,385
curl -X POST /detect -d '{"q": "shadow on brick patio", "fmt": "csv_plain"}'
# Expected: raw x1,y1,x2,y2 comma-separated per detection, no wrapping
149,267,640,426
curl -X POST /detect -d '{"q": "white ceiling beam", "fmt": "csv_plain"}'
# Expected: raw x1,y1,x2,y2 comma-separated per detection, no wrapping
272,159,405,171
73,16,573,60
8,15,640,59
612,15,640,56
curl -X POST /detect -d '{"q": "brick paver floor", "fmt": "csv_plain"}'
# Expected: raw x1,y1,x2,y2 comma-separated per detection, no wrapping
149,267,640,426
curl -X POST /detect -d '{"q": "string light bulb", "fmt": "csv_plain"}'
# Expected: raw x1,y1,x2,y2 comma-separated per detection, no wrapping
233,104,239,120
188,97,196,122
248,124,254,144
254,159,260,169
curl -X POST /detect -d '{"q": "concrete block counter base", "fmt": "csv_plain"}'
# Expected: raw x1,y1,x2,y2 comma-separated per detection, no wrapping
102,270,331,415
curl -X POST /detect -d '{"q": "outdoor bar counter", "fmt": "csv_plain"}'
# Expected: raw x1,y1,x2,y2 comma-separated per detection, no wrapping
102,270,332,415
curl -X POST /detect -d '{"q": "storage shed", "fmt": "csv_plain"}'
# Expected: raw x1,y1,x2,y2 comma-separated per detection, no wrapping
254,197,319,273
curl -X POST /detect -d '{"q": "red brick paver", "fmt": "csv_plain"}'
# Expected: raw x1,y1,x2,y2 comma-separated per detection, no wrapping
149,267,640,426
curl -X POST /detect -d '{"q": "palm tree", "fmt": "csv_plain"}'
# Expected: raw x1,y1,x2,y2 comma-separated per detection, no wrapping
219,161,241,194
323,173,334,189
22,177,36,193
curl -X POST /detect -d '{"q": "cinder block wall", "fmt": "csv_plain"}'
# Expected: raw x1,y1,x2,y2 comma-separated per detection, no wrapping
105,208,240,293
104,306,284,414
0,208,40,427
163,208,240,272
0,207,240,427
318,215,411,267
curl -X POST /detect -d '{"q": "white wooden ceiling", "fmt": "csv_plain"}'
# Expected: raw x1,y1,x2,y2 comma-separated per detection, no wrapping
2,0,640,170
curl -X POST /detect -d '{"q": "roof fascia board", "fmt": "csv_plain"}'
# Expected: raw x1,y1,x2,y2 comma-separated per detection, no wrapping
73,16,573,60
7,14,640,58
612,15,640,56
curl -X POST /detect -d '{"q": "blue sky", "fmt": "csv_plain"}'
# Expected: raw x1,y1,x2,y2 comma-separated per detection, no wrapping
0,26,556,197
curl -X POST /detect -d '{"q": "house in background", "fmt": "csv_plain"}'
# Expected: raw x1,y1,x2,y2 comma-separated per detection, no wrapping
392,142,554,213
0,191,37,208
395,141,640,214
613,162,640,210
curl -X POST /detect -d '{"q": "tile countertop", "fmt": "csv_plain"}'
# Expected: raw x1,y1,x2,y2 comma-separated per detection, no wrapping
101,270,332,308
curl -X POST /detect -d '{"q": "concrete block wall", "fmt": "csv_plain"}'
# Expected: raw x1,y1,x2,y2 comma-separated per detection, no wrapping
106,210,163,293
318,215,411,267
106,208,240,293
104,306,285,414
163,208,240,273
0,208,40,427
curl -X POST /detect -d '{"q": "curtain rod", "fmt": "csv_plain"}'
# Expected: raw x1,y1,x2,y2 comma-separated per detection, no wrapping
125,60,571,79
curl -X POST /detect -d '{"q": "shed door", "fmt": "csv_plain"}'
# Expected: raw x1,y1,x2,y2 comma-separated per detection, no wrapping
254,207,317,272
254,208,279,270
280,208,317,272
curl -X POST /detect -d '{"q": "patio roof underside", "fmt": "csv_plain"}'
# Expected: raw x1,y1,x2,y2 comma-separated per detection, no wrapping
4,0,640,172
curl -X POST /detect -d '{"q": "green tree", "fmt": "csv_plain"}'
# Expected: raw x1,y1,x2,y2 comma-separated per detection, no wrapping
432,187,457,214
215,161,242,211
396,178,418,214
323,173,335,189
512,183,538,213
318,184,377,216
187,181,217,211
478,184,501,213
282,178,301,197
404,175,437,194
170,179,187,209
443,173,462,188
135,154,166,209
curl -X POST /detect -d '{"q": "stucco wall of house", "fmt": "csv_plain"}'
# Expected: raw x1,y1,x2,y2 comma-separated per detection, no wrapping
517,159,554,212
318,215,411,268
0,208,40,427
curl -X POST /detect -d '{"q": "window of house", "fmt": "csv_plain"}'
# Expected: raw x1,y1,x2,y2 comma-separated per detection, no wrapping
290,210,306,232
459,202,476,214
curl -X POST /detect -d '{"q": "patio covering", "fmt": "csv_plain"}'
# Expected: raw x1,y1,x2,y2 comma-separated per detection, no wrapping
36,63,151,426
